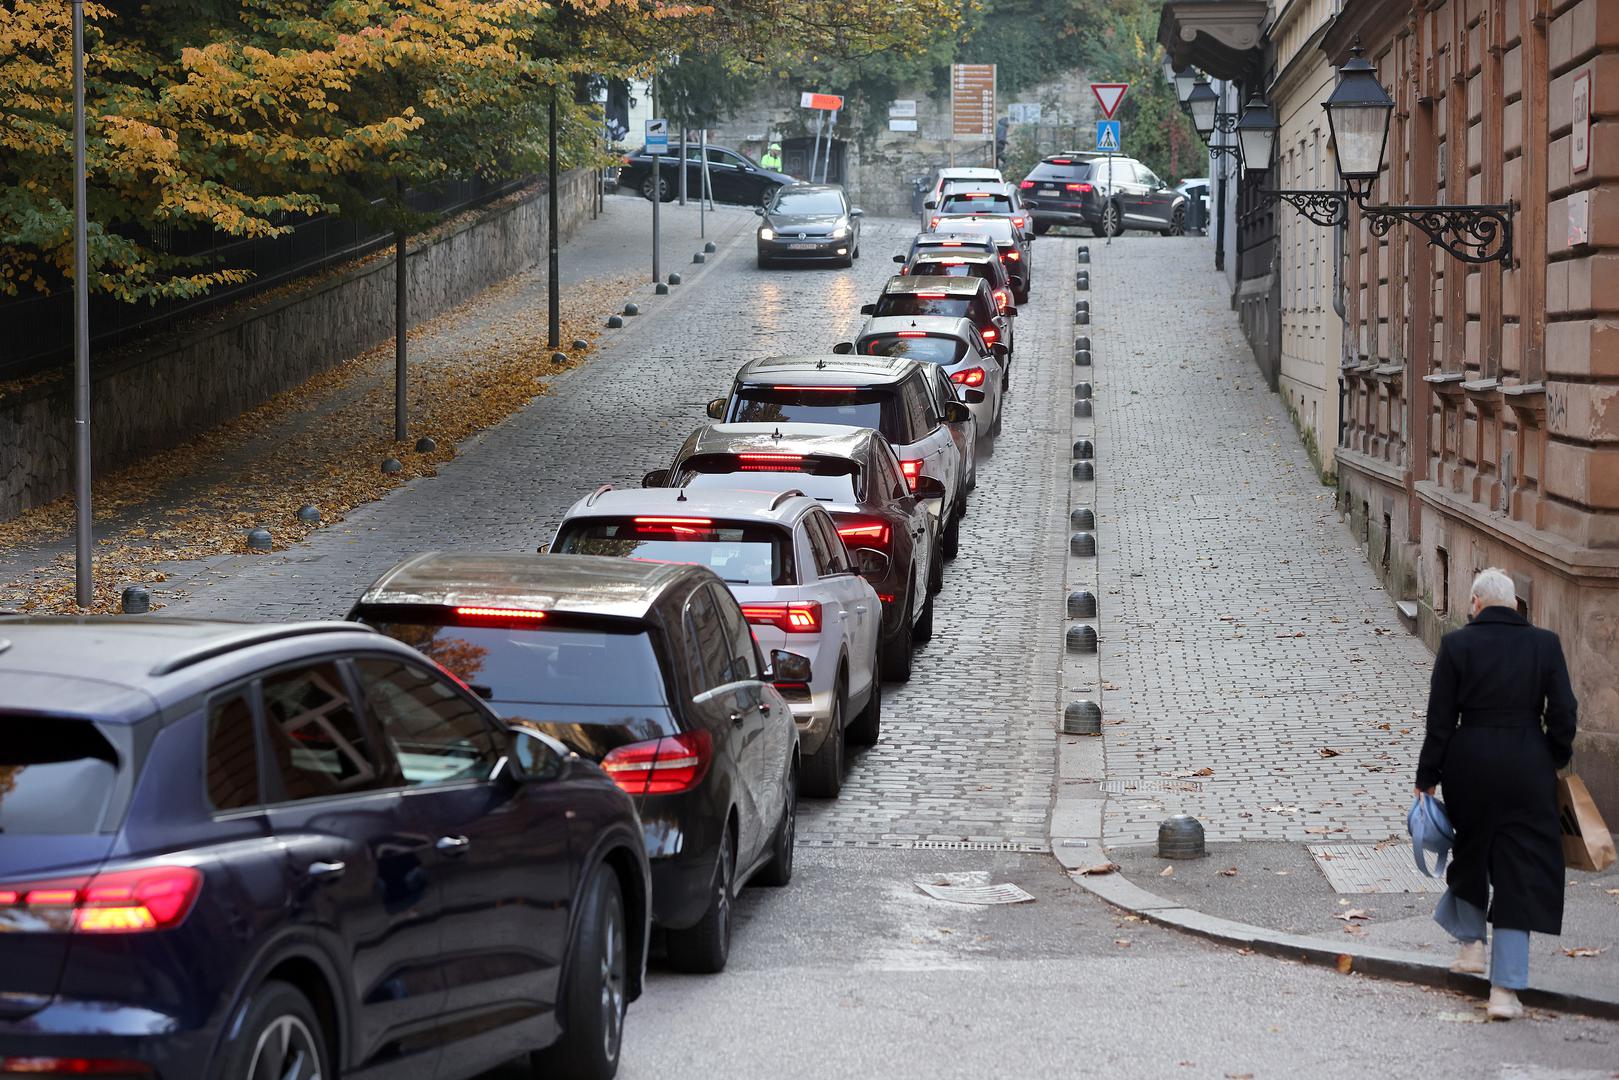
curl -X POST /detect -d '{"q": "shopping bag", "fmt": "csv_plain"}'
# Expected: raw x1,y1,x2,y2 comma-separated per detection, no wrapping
1557,773,1616,872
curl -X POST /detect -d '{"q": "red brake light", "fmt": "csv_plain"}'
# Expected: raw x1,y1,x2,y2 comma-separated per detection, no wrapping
897,331,927,338
0,1060,155,1076
601,731,712,796
836,520,891,548
1012,217,1025,228
992,288,1009,311
980,326,997,343
1052,158,1072,164
738,453,804,463
1019,179,1034,189
940,240,963,247
770,385,858,392
0,867,203,934
741,601,822,633
899,459,922,491
1001,250,1021,261
455,606,546,623
929,217,940,228
951,366,987,388
1065,183,1093,193
633,516,714,525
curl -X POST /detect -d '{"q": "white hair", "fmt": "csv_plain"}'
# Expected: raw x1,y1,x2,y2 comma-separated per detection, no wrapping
1471,567,1516,609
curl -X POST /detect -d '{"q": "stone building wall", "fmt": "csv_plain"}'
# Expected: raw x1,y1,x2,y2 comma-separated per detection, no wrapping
0,170,596,522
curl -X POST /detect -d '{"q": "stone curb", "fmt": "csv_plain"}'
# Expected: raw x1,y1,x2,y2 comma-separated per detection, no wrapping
1067,868,1619,1022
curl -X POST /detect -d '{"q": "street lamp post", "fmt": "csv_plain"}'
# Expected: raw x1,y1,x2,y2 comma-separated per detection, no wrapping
71,0,93,609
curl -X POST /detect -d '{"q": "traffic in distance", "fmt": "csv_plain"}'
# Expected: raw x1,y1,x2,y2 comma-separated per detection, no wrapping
0,161,1046,1080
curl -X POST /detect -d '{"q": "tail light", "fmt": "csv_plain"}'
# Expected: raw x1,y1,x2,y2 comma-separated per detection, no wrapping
1018,180,1034,189
929,217,940,228
0,1060,155,1076
1065,183,1093,193
899,459,922,491
939,240,964,247
951,366,986,388
876,593,896,603
980,326,997,344
898,265,909,275
897,330,927,338
455,606,547,624
0,866,203,934
736,453,806,472
992,288,1009,311
1000,250,1021,262
1011,216,1025,228
602,731,712,796
741,601,822,633
622,155,634,165
914,291,946,299
1051,158,1072,164
836,518,891,550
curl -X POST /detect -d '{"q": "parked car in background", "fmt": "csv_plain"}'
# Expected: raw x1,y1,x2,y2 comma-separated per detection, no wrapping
649,423,940,683
0,618,650,1080
848,314,1005,439
704,354,969,559
352,554,801,975
553,487,881,798
1019,153,1186,237
927,214,1032,303
618,144,795,207
756,184,864,268
860,274,1013,356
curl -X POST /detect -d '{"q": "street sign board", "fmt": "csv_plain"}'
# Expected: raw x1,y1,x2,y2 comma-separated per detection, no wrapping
645,117,669,155
889,100,917,118
1008,102,1042,124
951,63,996,139
1096,120,1120,153
1091,82,1129,120
1572,69,1591,174
889,118,918,132
800,91,845,111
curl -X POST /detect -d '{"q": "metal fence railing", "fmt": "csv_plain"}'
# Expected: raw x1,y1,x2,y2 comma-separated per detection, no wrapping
0,175,533,382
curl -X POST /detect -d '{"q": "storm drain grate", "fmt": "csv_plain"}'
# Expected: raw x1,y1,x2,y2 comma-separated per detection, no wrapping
797,837,1049,852
1101,778,1206,795
1308,843,1447,894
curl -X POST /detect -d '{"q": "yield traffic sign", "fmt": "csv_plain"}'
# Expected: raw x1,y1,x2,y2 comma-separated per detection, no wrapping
1091,82,1129,120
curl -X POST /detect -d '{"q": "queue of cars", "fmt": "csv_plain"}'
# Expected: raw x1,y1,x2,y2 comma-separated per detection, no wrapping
0,164,1039,1080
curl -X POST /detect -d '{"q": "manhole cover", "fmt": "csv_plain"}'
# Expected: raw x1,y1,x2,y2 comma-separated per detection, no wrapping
1309,843,1446,893
1101,778,1205,794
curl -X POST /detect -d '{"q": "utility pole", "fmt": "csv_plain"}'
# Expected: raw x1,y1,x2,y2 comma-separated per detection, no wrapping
651,78,661,284
71,0,92,608
548,86,560,350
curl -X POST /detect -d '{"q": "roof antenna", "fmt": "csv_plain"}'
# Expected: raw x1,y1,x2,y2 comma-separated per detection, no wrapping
771,427,784,441
676,486,688,502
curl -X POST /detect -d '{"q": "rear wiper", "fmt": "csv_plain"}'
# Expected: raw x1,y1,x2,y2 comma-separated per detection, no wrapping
467,683,494,700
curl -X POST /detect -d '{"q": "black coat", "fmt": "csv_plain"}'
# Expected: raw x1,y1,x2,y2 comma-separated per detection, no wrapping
1416,607,1577,934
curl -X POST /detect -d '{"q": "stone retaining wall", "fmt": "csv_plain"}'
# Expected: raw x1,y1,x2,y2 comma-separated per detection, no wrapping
0,169,595,522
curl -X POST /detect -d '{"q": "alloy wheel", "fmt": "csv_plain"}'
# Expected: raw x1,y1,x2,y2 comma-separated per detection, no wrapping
1167,207,1185,236
248,1015,322,1080
1103,203,1121,237
599,894,626,1061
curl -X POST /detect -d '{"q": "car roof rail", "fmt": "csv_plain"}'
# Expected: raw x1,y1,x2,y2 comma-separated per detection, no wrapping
584,483,614,507
149,623,366,677
770,489,807,510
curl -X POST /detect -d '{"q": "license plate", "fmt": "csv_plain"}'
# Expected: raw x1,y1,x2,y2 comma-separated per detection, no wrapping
788,243,817,250
1041,185,1060,193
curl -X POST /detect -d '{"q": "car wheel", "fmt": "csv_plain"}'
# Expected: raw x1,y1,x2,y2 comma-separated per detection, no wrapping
217,981,329,1080
914,585,936,643
1101,201,1122,237
1166,206,1185,237
1014,286,1030,305
928,539,945,593
802,683,845,799
759,185,778,209
665,825,734,974
942,505,962,560
990,395,1005,436
846,667,882,746
880,584,915,683
755,761,797,886
1033,220,1051,235
640,174,671,202
529,866,626,1080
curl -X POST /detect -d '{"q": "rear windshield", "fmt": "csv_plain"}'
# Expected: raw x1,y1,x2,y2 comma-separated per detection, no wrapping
912,258,994,284
861,335,967,364
369,619,668,708
729,385,895,436
874,293,973,320
0,720,121,834
1028,161,1094,182
933,217,1014,242
771,189,844,215
674,454,863,503
939,192,1011,215
554,517,794,586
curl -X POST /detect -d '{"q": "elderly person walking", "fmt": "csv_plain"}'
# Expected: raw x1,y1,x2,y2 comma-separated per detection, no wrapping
1415,567,1578,1019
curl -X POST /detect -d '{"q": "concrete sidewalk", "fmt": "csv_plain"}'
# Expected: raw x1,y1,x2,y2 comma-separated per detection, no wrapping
1051,233,1619,1020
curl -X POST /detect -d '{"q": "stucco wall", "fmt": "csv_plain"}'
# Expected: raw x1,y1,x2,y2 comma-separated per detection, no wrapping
0,171,595,522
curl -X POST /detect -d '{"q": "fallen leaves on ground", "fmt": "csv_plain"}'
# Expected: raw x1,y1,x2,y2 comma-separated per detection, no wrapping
1335,954,1354,974
1332,908,1373,922
1115,939,1132,948
1159,865,1174,877
1219,866,1239,877
1563,946,1607,958
1078,862,1120,876
1318,747,1341,758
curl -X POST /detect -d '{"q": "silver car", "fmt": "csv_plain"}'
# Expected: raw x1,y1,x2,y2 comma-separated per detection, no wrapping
845,315,1005,442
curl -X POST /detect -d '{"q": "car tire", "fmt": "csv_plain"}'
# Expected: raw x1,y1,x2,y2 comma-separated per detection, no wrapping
1033,220,1051,236
847,667,882,746
529,866,626,1080
759,185,778,208
942,506,962,560
880,584,915,683
1014,286,1030,305
1101,201,1122,237
990,396,1005,436
802,684,845,799
217,981,330,1080
928,539,945,594
914,586,936,643
1166,206,1185,237
665,824,734,974
757,254,772,270
755,761,797,886
640,174,672,203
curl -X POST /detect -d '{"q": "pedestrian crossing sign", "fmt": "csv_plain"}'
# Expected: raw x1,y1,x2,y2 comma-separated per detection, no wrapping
1096,120,1120,153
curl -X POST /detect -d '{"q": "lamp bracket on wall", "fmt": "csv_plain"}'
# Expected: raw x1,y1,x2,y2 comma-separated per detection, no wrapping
1261,189,1349,227
1258,190,1515,266
1205,144,1241,162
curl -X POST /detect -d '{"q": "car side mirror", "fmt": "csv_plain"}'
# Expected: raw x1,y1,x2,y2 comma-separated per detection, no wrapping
923,199,937,210
768,649,813,684
854,548,889,578
642,468,670,488
506,725,573,782
859,303,876,315
754,206,766,216
706,397,727,420
851,207,864,217
1004,308,1018,317
963,388,987,405
942,401,971,424
914,474,947,500
892,254,906,264
991,342,1010,360
832,341,855,354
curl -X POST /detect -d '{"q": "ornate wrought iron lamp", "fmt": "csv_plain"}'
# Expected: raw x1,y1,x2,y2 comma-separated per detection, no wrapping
1188,75,1241,162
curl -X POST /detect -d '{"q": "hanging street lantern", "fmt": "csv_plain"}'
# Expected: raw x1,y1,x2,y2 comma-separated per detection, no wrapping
1187,75,1219,139
1234,95,1279,174
1174,67,1199,107
1322,40,1395,198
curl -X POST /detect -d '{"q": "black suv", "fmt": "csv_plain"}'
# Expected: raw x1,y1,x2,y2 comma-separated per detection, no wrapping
648,423,941,683
352,553,801,975
0,618,649,1080
1019,153,1186,237
861,274,1013,356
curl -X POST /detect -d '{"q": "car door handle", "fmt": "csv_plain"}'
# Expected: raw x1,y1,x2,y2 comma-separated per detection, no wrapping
757,702,771,715
307,860,346,882
435,835,471,856
729,712,745,725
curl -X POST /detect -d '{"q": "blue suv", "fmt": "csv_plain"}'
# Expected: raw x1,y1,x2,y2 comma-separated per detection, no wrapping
0,618,649,1080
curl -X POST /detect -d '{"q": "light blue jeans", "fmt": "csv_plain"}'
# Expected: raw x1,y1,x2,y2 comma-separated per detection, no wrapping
1435,889,1530,990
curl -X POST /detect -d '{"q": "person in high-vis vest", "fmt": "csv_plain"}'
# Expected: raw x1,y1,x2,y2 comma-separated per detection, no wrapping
760,142,782,171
